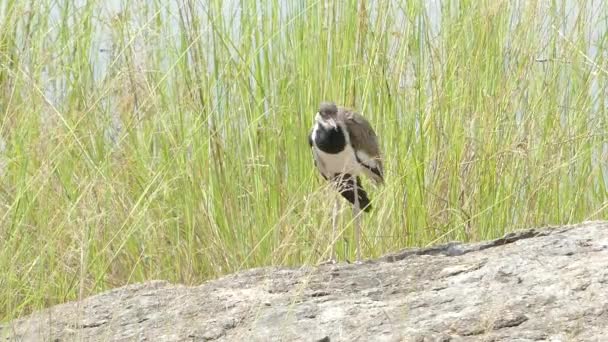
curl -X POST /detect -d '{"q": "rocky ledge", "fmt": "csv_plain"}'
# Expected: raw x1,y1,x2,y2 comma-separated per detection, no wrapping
3,221,608,341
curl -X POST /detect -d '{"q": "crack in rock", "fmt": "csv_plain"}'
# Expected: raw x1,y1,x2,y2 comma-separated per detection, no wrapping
383,226,567,262
492,313,528,330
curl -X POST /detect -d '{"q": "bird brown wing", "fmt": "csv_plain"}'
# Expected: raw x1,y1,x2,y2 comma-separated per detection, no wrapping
338,108,384,184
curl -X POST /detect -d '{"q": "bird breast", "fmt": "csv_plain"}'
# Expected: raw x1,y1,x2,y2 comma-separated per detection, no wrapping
312,120,346,153
311,123,362,177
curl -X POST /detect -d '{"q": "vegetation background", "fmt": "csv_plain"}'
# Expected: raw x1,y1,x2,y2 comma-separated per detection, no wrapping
1,0,607,321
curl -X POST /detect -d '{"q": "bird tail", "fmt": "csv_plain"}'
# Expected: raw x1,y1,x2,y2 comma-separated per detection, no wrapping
333,174,372,212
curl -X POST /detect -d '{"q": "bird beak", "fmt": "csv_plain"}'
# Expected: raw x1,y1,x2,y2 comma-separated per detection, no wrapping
327,117,338,130
316,112,338,130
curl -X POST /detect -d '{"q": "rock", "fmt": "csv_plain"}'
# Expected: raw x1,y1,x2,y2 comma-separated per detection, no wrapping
2,221,608,341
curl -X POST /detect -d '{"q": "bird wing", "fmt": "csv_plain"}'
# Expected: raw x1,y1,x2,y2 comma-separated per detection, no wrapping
338,108,384,184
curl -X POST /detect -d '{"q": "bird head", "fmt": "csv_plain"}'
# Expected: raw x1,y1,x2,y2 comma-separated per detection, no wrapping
317,102,338,129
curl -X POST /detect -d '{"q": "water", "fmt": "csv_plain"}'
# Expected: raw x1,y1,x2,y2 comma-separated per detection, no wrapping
1,0,606,181
36,1,608,113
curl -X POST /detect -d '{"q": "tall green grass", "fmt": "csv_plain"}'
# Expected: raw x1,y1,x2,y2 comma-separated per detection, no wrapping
1,0,607,321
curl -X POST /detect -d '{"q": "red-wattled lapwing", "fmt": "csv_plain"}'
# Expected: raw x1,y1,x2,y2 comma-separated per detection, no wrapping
308,102,384,263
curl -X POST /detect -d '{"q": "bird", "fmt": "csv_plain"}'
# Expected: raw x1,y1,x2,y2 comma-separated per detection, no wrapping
308,101,384,263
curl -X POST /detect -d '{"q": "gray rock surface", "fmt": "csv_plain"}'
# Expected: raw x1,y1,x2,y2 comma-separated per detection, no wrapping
3,221,608,341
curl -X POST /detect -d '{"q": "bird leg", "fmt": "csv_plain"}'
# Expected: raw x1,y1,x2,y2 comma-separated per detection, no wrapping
319,190,340,266
330,196,340,263
353,178,362,264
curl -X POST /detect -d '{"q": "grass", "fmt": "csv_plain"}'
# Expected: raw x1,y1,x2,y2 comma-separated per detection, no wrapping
0,0,607,321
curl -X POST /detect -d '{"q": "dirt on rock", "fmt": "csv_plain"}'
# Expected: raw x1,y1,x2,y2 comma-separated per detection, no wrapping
3,221,608,341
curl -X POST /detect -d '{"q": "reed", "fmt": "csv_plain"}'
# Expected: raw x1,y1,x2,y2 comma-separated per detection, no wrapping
0,0,606,321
